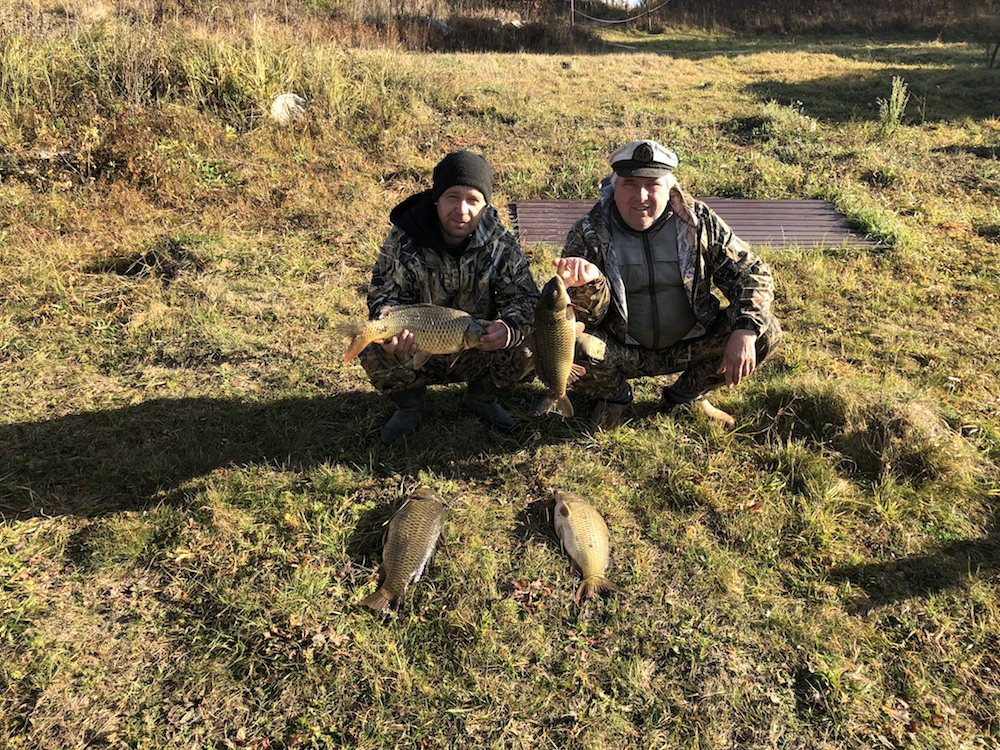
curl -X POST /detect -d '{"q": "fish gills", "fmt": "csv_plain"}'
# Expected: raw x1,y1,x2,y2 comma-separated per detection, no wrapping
531,275,584,418
359,488,446,612
342,304,486,365
553,489,619,605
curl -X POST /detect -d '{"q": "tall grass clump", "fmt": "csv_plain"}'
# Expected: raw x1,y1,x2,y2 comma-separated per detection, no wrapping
179,18,313,130
876,75,910,139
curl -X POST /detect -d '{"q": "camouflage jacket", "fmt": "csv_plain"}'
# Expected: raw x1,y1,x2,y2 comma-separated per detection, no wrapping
368,192,539,347
561,182,775,346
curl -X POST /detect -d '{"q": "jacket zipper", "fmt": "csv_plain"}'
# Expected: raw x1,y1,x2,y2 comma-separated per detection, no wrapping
642,232,661,350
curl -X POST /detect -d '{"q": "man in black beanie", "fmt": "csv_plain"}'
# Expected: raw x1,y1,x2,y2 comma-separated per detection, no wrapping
356,151,539,445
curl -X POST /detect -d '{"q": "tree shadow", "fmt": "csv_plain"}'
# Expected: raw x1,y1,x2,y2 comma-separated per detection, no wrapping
603,33,990,62
828,531,1000,613
745,67,1000,124
0,386,570,520
933,144,1000,160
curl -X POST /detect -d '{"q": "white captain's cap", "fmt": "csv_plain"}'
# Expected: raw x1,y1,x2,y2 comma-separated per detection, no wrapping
610,140,678,177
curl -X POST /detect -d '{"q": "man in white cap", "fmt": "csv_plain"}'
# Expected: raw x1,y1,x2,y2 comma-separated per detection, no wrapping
552,139,781,428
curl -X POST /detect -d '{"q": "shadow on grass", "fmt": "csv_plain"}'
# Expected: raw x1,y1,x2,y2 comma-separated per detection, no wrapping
828,532,1000,612
514,495,558,548
344,501,398,565
745,68,1000,124
933,144,1000,160
0,386,570,520
606,33,993,65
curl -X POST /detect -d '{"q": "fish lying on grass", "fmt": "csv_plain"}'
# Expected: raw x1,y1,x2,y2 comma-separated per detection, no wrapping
531,275,586,418
341,304,486,369
553,489,619,605
358,488,446,612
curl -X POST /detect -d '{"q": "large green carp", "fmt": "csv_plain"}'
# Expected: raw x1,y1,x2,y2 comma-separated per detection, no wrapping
341,304,486,369
530,275,586,418
359,488,446,612
553,489,619,605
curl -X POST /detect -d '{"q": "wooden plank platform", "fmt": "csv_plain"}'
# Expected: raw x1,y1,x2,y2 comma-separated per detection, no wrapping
508,198,877,249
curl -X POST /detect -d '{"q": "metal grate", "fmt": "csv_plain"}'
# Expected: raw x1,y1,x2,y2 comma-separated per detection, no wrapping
508,198,878,249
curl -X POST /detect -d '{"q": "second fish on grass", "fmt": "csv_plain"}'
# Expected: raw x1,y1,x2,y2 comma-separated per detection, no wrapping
553,489,619,605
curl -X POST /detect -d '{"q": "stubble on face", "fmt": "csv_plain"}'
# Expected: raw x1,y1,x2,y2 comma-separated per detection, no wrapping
613,176,670,232
436,186,487,245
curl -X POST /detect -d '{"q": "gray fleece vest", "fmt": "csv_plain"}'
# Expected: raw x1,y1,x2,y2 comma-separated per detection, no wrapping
613,213,697,350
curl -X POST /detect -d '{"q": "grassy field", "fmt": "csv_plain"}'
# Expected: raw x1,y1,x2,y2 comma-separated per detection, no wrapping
2,5,1000,748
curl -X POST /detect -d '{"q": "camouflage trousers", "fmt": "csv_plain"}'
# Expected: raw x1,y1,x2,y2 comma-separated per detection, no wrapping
571,309,782,404
358,342,535,394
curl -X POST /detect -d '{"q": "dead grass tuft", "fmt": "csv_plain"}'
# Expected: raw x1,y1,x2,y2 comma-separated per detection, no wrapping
764,376,987,486
836,394,982,484
86,235,209,283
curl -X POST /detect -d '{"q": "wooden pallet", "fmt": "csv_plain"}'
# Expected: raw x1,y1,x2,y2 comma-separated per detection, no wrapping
508,198,877,249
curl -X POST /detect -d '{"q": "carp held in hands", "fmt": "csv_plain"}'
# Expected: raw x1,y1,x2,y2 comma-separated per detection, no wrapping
530,275,586,418
340,303,487,369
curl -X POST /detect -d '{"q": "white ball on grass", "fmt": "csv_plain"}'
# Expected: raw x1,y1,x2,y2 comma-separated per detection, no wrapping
270,93,308,125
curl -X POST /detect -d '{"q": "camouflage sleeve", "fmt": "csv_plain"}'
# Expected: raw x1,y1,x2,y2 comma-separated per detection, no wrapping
698,204,775,335
492,231,540,348
561,218,612,327
366,228,420,319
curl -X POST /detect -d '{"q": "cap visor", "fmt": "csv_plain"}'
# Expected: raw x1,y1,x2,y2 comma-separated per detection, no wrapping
615,165,672,178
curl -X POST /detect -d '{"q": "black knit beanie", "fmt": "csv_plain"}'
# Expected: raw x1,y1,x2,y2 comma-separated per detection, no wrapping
431,150,493,203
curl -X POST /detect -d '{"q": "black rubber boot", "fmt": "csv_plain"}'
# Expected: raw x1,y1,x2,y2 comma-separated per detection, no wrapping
591,384,633,429
462,379,516,432
380,385,427,445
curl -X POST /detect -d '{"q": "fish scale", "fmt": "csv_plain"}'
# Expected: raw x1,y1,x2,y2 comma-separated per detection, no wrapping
531,275,583,418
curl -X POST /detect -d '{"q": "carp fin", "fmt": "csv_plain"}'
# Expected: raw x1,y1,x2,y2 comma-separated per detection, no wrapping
556,394,574,417
567,364,586,385
340,321,370,363
358,586,396,612
574,576,619,606
530,393,574,419
413,351,432,370
343,337,366,363
696,398,736,428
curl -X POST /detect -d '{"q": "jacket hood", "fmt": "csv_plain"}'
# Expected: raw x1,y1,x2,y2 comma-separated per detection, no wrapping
389,189,505,252
389,190,447,249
